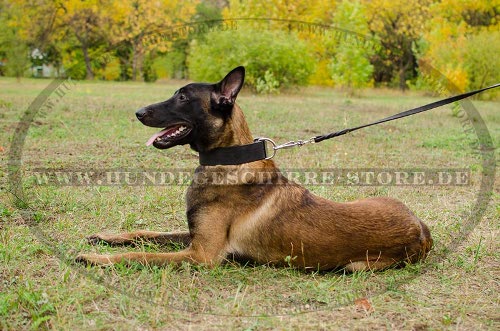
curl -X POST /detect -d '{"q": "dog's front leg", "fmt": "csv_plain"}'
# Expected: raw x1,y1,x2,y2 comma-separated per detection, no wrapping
76,217,230,267
86,230,191,247
75,247,222,267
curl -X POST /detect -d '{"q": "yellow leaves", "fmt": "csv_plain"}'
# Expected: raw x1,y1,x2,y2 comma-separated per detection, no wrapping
63,0,104,15
364,0,432,38
98,56,121,81
224,0,335,24
421,0,499,92
309,59,335,86
420,64,468,92
444,67,468,92
105,0,199,50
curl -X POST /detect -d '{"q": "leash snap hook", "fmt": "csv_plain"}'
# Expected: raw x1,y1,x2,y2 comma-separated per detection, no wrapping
255,136,316,160
275,140,299,149
275,137,316,150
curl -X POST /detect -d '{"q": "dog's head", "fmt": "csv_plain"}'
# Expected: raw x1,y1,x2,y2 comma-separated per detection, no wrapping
136,66,245,152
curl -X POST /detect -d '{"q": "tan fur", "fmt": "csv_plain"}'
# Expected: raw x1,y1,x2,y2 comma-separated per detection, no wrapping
77,102,432,271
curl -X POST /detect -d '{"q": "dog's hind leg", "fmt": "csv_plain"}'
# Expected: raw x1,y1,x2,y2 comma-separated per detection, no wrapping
86,231,191,248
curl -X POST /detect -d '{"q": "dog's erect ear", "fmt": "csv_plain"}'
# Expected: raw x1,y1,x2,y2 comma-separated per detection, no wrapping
214,66,245,107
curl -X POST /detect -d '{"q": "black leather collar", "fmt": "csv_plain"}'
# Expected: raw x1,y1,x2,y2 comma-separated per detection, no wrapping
199,140,267,166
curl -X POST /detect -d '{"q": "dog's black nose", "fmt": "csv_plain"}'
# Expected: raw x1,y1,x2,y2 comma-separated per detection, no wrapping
136,107,147,120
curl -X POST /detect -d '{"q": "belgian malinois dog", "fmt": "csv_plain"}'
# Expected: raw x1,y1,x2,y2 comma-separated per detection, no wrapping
76,66,432,271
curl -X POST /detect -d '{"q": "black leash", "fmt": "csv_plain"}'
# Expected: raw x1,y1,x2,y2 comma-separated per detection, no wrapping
199,83,499,166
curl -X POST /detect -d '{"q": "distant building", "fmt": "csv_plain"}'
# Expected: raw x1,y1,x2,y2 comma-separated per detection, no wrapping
31,48,64,78
32,63,62,78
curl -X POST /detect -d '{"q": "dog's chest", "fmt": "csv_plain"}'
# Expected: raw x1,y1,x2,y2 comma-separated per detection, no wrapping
226,189,280,256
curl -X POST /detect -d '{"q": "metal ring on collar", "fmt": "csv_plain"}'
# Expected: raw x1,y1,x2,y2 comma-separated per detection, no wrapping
254,137,277,160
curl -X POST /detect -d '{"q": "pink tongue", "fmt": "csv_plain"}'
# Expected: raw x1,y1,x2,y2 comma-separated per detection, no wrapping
146,128,170,146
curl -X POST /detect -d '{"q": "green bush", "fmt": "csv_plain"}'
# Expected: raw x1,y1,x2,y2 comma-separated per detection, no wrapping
161,47,188,79
464,30,500,99
187,28,315,92
62,49,87,80
328,0,375,92
256,70,280,94
142,55,158,82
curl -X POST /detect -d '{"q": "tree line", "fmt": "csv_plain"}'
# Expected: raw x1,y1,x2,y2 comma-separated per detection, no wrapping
0,0,498,96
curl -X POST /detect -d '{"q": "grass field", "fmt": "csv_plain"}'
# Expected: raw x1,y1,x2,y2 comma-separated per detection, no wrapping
0,77,498,330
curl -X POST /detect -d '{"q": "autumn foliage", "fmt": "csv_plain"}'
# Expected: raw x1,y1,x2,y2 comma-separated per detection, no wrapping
0,0,498,96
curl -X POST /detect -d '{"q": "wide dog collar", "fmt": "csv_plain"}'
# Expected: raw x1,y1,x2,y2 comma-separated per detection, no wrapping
198,139,268,166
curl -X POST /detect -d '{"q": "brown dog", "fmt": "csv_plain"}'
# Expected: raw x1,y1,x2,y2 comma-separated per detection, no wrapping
76,67,432,271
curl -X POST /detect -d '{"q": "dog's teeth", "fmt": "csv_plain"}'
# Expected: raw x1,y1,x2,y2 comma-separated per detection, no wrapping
161,126,188,140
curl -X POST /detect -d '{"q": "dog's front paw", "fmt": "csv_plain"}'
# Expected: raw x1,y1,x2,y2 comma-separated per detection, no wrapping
75,253,114,266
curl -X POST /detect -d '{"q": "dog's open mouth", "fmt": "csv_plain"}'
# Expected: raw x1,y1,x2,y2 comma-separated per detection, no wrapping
146,123,192,148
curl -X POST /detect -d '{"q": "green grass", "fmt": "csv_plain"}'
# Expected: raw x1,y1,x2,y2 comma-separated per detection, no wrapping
0,77,498,329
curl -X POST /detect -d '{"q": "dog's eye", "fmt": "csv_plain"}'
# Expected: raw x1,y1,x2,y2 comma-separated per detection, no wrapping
179,94,187,101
